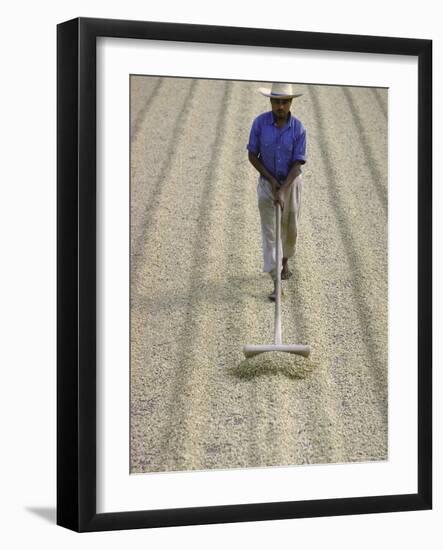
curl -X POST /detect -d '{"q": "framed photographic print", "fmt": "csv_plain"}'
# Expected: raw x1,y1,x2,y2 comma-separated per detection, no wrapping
57,17,432,531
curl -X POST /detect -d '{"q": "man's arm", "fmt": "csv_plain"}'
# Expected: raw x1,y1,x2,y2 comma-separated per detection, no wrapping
281,161,303,189
274,161,303,209
248,152,280,196
281,123,307,189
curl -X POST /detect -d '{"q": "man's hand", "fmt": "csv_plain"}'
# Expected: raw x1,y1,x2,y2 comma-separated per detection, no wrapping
269,177,284,209
274,186,285,210
269,176,280,195
269,178,285,210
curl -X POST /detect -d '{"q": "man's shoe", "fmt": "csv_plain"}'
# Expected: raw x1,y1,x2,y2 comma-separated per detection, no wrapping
281,269,293,280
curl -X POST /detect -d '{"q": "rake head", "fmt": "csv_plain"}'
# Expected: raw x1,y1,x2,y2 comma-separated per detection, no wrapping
243,344,311,358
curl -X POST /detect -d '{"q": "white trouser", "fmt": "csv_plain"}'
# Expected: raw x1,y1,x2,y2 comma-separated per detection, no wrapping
257,175,303,280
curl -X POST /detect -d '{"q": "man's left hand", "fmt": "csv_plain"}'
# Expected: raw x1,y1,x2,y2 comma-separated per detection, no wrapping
274,187,285,210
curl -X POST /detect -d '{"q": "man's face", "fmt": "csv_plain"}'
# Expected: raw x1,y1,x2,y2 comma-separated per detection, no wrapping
270,97,292,120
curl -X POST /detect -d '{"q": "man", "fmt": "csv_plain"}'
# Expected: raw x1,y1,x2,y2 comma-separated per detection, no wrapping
246,82,307,301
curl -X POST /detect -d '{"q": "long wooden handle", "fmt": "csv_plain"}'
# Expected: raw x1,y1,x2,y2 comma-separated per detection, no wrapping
274,202,282,345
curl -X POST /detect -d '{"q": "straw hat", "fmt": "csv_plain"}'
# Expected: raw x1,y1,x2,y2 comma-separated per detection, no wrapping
258,82,303,98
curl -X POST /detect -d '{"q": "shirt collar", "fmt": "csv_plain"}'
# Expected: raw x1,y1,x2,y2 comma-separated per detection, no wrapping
270,110,293,128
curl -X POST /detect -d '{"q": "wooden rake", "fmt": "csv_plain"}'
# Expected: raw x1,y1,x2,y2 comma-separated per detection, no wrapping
243,202,311,358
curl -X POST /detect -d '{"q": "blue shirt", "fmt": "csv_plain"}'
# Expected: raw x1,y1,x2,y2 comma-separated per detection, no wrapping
246,111,307,181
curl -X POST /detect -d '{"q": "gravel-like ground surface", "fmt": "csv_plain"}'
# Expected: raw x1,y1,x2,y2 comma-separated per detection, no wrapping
130,76,388,473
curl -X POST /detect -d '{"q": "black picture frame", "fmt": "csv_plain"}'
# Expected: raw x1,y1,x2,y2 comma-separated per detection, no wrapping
57,17,432,532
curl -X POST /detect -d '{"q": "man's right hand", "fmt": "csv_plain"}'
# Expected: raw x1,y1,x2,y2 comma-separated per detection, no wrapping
274,188,285,210
271,178,284,210
269,178,280,197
